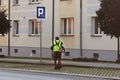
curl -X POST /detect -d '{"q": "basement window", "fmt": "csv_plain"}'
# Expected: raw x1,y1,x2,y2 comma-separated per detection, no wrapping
14,49,18,53
93,53,99,58
32,50,36,54
0,48,2,52
65,52,70,56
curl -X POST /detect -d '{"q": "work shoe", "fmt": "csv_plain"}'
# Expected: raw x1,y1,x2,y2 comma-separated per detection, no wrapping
54,66,61,70
57,65,62,70
54,66,58,70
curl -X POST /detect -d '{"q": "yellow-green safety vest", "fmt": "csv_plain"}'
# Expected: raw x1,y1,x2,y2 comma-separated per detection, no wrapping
53,40,62,52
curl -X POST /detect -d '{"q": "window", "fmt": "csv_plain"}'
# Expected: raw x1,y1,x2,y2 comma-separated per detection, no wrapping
0,48,2,52
29,0,40,4
32,0,38,2
32,50,36,54
13,0,19,5
14,49,18,53
0,0,3,5
91,17,102,36
0,0,1,5
65,52,70,56
61,18,74,35
93,53,99,59
13,20,19,35
60,0,70,1
29,19,40,35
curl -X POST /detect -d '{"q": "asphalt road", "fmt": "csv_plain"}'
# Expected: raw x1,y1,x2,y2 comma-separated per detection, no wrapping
0,68,111,80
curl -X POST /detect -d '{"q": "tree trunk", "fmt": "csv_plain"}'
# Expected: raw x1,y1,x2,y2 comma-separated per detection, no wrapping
118,37,120,60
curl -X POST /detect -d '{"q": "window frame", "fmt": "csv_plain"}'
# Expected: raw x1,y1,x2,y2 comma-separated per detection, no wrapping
0,0,4,6
91,16,102,37
29,19,40,36
29,0,40,4
0,0,1,5
32,50,36,54
13,20,19,36
61,17,74,36
93,53,99,59
0,48,2,52
14,49,18,53
13,0,19,6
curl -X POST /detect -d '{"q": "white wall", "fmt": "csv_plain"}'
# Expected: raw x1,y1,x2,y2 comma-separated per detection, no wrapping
10,0,53,48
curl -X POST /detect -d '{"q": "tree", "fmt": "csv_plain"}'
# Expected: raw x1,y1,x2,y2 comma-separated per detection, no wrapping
0,11,11,36
96,0,120,61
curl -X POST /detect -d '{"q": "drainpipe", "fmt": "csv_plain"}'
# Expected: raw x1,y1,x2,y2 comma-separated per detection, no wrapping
51,0,55,58
80,0,83,57
52,0,54,43
8,0,10,56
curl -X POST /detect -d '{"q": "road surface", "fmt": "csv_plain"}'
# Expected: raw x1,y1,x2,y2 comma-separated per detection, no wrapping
0,69,110,80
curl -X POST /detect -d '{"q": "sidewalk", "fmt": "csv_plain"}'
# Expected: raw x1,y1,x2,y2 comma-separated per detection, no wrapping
0,58,120,69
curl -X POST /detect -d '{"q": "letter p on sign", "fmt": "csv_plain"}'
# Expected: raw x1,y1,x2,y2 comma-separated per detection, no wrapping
38,8,43,16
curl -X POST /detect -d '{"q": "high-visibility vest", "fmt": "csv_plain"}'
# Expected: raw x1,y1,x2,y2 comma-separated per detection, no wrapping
53,40,62,52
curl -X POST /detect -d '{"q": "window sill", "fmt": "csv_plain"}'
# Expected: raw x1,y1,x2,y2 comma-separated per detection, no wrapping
28,34,40,37
13,4,20,6
13,35,20,37
29,2,41,5
91,34,102,37
60,0,70,1
60,34,74,37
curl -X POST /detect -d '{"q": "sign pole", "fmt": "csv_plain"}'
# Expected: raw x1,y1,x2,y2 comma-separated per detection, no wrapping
39,21,42,63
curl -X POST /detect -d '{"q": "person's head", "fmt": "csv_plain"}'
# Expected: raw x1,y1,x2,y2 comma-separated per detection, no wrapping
55,36,59,40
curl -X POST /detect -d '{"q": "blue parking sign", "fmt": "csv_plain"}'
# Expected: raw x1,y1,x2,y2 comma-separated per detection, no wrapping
37,6,46,20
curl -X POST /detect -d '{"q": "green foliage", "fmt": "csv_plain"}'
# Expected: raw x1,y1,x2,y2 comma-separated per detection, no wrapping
0,11,11,36
96,0,120,38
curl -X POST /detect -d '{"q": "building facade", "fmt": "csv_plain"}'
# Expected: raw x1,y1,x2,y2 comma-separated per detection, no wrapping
0,0,118,61
55,0,118,61
0,0,8,55
82,0,117,61
9,0,53,58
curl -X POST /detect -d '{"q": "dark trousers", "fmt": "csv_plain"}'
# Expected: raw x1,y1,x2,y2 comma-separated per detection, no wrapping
53,51,61,69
